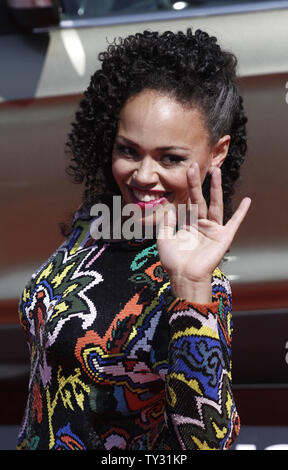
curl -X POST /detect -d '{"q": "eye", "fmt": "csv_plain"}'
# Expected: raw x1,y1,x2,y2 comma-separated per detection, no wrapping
161,154,186,165
114,143,139,159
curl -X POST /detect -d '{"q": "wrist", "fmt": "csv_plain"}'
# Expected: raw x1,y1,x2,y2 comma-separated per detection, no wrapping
169,275,212,304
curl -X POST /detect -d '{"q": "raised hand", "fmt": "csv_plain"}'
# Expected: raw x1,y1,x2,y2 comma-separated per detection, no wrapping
156,162,251,303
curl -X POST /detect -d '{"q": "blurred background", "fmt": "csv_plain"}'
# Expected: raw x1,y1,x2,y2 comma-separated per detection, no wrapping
0,0,288,450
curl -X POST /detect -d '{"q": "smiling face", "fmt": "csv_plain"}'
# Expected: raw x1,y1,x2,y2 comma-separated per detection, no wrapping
112,89,230,226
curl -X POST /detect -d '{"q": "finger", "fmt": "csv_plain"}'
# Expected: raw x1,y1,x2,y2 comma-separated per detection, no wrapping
176,201,198,230
186,162,207,219
225,197,252,237
157,206,177,241
208,167,223,225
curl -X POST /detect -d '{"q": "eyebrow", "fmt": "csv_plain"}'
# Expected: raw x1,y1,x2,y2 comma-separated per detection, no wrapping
117,135,190,152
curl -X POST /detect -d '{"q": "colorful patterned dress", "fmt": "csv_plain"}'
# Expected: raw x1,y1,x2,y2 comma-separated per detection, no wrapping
17,204,240,450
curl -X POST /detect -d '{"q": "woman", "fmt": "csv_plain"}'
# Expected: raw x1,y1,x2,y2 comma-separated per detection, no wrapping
17,29,250,450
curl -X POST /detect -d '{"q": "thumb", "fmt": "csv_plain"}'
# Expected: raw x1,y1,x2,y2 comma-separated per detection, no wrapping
225,197,251,236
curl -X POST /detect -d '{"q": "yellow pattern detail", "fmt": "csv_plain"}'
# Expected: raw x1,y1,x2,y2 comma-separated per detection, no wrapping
22,287,30,302
158,282,170,297
62,283,78,297
227,311,232,337
50,301,69,321
36,262,54,283
192,436,217,450
46,366,90,449
225,388,233,416
211,420,227,439
167,373,202,407
128,325,138,341
212,267,223,279
167,382,177,408
51,263,75,288
171,325,218,344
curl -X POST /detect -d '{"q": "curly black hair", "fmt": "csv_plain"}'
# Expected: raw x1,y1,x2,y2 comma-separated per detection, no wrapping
63,28,247,235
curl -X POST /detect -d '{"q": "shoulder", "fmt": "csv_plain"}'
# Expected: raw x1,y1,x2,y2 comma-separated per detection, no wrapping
71,202,92,227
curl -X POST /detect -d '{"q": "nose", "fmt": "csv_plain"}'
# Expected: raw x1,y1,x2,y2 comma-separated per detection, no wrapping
132,156,159,187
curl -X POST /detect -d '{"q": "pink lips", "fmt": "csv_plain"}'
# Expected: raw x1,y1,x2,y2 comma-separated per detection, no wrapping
136,197,167,208
128,186,168,208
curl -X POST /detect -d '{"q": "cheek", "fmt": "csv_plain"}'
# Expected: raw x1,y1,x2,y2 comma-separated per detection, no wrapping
168,178,189,204
170,171,188,194
112,157,126,184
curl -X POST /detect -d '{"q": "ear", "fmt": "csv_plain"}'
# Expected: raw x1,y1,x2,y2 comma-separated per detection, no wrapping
209,135,231,172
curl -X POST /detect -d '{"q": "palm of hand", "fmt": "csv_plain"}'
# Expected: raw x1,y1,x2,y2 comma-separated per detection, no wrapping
157,163,251,284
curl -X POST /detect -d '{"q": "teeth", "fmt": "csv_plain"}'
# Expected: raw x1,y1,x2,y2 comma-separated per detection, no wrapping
132,189,165,202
